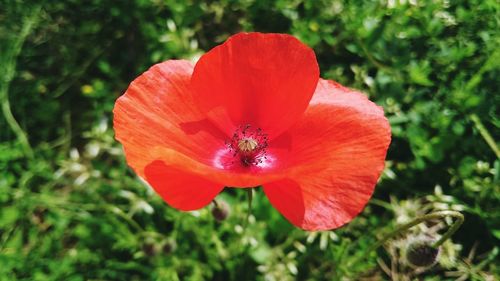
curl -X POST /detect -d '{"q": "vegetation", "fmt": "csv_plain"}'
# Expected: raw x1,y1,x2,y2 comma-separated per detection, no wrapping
1,0,499,280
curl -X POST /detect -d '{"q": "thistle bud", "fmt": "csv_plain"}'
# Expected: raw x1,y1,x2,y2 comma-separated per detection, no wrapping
211,200,230,222
405,237,441,268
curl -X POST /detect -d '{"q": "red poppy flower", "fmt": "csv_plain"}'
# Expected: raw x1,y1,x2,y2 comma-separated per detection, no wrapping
113,32,391,231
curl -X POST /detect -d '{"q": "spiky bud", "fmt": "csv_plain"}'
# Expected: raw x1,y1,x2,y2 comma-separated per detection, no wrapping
405,238,441,268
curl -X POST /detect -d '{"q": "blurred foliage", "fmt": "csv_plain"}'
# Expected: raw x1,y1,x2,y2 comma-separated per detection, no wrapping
1,0,499,280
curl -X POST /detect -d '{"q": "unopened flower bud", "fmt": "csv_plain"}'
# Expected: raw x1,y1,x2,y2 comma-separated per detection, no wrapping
405,238,441,268
162,239,177,254
211,200,230,222
31,207,47,225
142,242,157,257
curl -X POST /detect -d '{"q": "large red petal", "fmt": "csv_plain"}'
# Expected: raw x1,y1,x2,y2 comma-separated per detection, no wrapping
191,32,319,139
114,60,229,209
263,79,391,230
145,160,223,211
113,60,225,179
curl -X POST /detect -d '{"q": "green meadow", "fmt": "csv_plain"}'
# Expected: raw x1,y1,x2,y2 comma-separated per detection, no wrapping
1,1,498,280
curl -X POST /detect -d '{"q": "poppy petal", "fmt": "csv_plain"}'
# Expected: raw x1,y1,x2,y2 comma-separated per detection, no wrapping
114,60,230,210
113,60,226,179
191,32,319,139
144,160,223,211
263,79,391,230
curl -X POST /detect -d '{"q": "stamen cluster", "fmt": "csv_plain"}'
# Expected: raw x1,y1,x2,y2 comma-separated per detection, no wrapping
226,124,268,167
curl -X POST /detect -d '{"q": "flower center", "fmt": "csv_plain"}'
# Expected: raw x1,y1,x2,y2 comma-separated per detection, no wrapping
227,124,268,167
237,138,258,152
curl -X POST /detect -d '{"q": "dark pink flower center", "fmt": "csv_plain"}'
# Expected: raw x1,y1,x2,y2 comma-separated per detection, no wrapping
226,124,268,167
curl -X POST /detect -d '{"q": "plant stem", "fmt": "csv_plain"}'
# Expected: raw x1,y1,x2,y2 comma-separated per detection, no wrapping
373,211,464,253
212,199,219,208
469,114,500,159
431,211,464,248
370,198,394,211
0,5,41,159
243,188,253,229
352,210,464,266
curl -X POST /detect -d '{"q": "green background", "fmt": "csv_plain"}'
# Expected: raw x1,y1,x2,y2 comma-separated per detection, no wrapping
1,0,499,280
